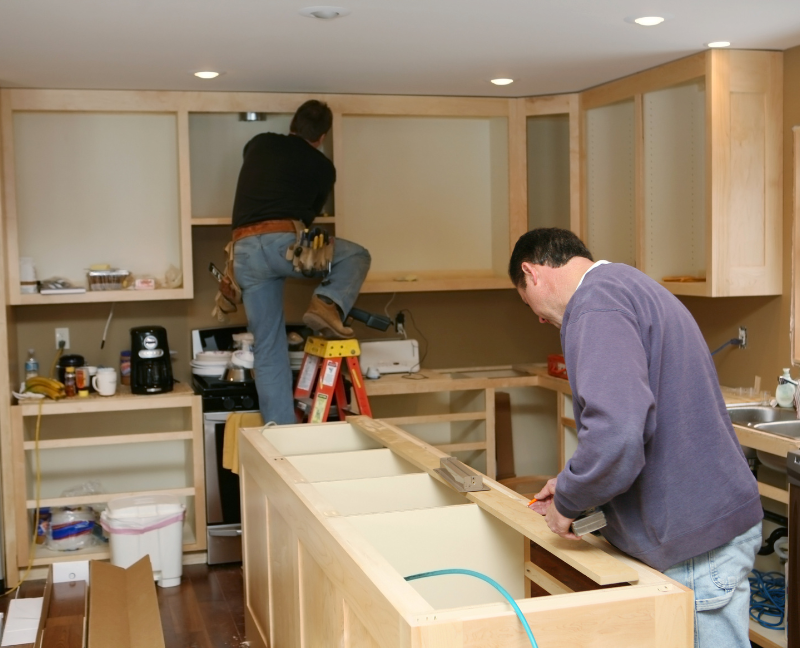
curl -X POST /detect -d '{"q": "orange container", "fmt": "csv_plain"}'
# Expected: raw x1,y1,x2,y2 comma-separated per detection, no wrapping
547,354,568,379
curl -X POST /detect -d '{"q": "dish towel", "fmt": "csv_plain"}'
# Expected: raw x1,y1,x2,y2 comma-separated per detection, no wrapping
222,412,265,475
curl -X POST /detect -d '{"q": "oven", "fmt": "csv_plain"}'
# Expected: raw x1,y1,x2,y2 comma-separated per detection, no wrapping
192,325,258,565
193,324,308,564
203,409,255,564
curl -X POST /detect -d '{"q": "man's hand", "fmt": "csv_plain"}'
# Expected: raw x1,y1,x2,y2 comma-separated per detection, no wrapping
528,477,580,540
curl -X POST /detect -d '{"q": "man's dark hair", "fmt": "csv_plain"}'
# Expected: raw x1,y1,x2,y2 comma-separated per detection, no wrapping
508,228,593,287
290,100,333,142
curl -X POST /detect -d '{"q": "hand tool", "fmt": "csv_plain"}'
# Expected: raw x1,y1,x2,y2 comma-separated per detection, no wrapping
434,457,490,492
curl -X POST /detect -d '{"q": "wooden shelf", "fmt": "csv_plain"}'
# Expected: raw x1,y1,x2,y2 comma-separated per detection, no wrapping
380,412,486,426
30,524,199,566
750,619,787,648
10,287,190,306
15,382,197,416
361,272,511,294
24,430,194,451
26,486,196,509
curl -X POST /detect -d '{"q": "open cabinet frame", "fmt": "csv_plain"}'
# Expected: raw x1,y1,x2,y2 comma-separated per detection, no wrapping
580,49,782,298
240,417,693,648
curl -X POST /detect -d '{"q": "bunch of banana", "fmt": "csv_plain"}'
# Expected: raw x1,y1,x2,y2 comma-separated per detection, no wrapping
24,376,66,400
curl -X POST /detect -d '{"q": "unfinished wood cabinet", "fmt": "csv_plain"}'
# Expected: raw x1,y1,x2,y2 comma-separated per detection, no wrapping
580,49,782,297
524,94,581,234
0,90,194,304
240,417,692,648
0,384,205,584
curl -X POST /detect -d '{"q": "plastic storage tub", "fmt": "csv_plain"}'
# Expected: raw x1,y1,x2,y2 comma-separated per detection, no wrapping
100,494,185,587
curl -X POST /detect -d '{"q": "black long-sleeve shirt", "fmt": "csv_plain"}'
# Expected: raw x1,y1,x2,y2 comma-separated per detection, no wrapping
232,132,335,229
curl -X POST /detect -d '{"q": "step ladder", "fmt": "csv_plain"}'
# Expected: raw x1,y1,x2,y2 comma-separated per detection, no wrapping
294,336,372,423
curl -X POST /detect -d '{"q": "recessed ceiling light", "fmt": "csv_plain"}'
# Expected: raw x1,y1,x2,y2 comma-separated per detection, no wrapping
194,71,220,79
707,41,731,48
634,16,665,26
491,78,514,86
624,14,671,26
299,6,350,19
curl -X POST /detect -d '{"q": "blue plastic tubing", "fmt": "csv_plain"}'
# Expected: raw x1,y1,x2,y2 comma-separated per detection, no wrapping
404,568,539,648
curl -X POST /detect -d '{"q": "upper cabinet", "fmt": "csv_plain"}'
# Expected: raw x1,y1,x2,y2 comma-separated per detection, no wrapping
580,50,782,297
0,90,194,304
0,52,783,301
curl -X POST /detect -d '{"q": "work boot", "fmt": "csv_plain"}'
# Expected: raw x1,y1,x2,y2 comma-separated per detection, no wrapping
303,295,354,339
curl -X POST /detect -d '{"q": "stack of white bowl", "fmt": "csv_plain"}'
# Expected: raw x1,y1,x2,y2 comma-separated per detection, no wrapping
190,351,232,378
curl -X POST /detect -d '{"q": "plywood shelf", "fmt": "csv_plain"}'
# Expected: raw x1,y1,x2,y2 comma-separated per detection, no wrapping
10,288,190,305
23,430,194,451
29,524,199,566
15,383,197,416
26,486,196,509
750,619,787,648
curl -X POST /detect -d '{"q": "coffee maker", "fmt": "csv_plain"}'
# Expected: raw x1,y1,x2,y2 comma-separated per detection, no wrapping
130,326,173,394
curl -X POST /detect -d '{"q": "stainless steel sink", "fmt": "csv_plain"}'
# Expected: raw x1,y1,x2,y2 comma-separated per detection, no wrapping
727,406,796,425
750,421,800,440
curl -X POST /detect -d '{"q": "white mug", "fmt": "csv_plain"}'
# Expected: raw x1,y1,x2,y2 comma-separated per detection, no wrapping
92,367,117,396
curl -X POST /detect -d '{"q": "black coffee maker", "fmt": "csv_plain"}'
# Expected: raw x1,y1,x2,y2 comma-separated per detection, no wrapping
130,326,173,394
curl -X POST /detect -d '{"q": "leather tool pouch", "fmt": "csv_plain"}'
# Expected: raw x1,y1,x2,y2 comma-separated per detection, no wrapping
212,241,243,322
285,223,335,278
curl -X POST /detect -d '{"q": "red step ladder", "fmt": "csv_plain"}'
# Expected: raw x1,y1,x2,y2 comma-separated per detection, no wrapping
294,336,372,423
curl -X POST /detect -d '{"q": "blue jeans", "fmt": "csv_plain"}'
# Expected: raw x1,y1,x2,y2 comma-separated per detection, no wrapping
233,232,371,424
663,522,762,648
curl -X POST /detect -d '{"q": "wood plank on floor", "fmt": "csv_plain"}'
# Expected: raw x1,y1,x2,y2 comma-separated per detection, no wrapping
0,563,247,648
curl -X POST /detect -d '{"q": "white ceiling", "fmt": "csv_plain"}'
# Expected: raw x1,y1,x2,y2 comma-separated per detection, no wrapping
2,0,800,98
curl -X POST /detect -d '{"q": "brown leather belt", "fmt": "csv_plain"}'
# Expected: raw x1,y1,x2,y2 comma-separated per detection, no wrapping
232,219,297,242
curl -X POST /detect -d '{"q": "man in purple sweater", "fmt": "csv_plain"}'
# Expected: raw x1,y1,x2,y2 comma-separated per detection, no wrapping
509,228,762,648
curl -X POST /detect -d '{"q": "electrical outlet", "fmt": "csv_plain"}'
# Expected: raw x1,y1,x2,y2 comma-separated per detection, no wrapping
738,326,747,350
395,312,405,335
55,327,70,350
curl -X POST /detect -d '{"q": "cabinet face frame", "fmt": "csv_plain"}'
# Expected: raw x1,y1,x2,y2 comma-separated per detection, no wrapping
1,90,525,295
0,89,195,304
578,50,782,298
4,387,206,580
240,421,693,648
522,94,581,236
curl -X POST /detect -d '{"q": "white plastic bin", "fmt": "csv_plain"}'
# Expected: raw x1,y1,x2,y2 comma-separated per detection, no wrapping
100,494,185,587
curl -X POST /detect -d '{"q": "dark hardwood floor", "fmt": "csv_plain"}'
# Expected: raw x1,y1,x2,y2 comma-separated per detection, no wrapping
0,563,247,648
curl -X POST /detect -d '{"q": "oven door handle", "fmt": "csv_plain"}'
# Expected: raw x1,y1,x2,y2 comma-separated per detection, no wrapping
208,528,242,537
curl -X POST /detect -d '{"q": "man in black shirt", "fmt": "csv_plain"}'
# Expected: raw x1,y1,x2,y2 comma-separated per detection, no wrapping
232,100,371,424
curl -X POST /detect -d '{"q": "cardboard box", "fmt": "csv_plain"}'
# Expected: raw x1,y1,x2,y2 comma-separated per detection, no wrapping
18,556,165,648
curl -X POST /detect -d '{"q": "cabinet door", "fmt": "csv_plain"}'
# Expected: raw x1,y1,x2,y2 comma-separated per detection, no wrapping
709,50,782,297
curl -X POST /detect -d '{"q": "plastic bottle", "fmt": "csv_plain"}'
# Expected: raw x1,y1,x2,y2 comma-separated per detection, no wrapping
64,366,77,397
775,368,795,408
24,349,39,380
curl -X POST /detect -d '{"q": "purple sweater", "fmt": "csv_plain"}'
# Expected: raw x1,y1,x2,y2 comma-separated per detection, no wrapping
555,263,762,571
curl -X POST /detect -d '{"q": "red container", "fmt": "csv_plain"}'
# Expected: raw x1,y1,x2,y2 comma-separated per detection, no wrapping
547,354,568,379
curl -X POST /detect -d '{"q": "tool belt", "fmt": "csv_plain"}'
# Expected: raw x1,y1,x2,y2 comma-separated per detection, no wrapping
232,219,297,242
285,224,335,278
212,240,242,322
